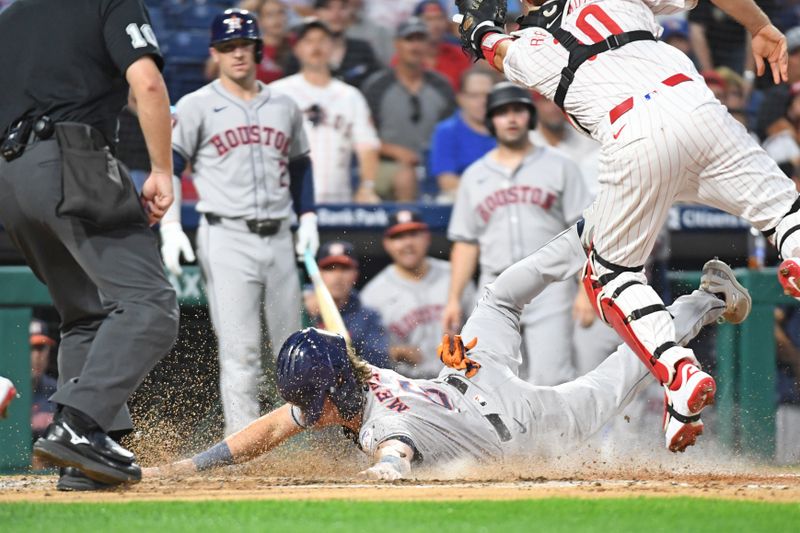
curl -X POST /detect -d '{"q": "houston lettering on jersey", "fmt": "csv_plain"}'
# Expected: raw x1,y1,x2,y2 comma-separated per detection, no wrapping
389,304,445,341
477,185,557,223
210,126,292,156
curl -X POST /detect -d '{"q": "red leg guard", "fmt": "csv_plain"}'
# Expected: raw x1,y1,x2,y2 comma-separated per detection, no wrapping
582,259,672,384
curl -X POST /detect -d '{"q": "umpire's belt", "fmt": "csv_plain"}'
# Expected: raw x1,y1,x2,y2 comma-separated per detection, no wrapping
205,214,284,236
443,374,512,442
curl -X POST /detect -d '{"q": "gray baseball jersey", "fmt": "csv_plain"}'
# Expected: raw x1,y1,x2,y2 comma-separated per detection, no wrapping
448,146,591,288
172,79,309,220
357,227,725,464
361,258,477,379
173,79,307,436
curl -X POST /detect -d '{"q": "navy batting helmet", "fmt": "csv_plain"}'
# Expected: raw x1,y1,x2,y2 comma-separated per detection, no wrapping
276,328,364,425
485,82,537,136
209,9,263,64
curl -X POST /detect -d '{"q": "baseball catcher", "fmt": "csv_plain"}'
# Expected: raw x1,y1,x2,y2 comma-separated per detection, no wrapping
147,225,750,480
450,0,800,450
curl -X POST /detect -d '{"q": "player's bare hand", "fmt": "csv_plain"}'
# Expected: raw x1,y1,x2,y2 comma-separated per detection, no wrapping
143,459,196,478
442,300,463,334
752,24,788,84
572,288,596,328
141,171,174,226
354,184,381,204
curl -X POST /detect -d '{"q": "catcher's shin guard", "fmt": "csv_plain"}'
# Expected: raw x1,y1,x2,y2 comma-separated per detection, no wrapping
582,252,696,385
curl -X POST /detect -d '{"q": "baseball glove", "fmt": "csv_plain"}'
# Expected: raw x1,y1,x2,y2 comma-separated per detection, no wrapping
437,334,481,377
454,0,508,59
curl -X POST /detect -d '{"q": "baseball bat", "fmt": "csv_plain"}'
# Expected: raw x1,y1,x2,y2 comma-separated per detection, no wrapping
303,248,351,346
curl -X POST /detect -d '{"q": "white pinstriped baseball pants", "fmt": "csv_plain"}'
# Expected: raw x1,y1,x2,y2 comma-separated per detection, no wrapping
584,81,798,267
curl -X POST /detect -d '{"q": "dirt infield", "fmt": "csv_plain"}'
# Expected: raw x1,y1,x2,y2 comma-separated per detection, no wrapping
3,467,799,504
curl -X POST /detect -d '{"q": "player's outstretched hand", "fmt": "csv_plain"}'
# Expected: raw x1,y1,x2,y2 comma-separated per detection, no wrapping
358,462,405,481
160,221,195,277
752,24,788,84
141,171,175,226
143,458,196,478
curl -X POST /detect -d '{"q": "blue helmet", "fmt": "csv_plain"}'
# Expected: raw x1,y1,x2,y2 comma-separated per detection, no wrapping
209,9,263,63
276,328,364,426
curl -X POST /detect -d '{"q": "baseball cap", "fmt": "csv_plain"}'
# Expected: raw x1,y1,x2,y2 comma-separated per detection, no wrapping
29,319,55,347
660,18,688,42
292,17,333,40
317,241,358,269
385,209,429,237
414,0,446,17
396,17,429,39
787,26,800,54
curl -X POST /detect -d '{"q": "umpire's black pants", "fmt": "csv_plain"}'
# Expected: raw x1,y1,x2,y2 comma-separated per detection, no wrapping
0,139,179,432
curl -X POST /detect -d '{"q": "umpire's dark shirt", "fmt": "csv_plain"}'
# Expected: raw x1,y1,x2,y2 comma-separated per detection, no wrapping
0,0,163,144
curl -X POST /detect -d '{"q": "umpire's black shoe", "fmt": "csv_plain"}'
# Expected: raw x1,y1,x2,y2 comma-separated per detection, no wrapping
33,409,141,485
57,467,118,492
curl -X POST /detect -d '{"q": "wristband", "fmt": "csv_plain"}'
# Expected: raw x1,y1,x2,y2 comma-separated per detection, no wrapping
481,32,513,66
191,441,234,471
378,454,410,475
360,181,376,190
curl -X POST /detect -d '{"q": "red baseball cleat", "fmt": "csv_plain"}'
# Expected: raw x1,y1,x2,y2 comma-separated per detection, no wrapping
778,258,800,298
663,361,716,453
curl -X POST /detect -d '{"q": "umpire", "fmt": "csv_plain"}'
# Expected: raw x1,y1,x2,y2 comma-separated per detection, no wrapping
0,0,179,490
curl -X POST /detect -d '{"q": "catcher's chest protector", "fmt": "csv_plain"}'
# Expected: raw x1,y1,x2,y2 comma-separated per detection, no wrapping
517,0,656,110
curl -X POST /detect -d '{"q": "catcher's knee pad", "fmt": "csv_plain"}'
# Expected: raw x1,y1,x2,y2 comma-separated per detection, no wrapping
766,196,800,259
582,253,697,385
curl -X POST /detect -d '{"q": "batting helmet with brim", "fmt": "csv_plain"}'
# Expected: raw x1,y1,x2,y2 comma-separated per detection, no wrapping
276,328,363,425
209,9,263,63
485,82,537,136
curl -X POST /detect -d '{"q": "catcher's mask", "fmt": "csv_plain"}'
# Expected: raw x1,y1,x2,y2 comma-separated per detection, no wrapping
485,82,537,136
209,8,263,64
276,328,363,425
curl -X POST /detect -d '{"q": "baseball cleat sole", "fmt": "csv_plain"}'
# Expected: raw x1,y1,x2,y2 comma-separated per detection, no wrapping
668,421,704,453
779,258,800,298
700,259,751,324
687,377,716,414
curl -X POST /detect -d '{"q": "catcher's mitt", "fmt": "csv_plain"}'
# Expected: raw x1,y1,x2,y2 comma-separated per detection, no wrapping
454,0,508,59
437,334,481,377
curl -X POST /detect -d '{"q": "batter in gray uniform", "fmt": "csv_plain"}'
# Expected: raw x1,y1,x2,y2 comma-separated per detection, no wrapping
145,225,745,480
361,209,476,378
159,9,318,435
444,82,592,386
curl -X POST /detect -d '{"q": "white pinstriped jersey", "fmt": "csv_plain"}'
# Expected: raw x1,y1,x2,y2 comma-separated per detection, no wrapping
361,258,477,379
504,0,705,134
270,74,380,203
172,80,309,220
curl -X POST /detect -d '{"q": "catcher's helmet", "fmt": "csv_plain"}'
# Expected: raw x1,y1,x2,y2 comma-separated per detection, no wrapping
209,9,263,63
276,328,364,425
485,82,537,136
